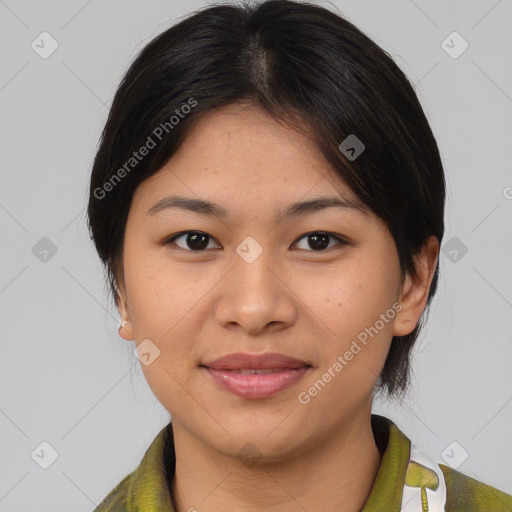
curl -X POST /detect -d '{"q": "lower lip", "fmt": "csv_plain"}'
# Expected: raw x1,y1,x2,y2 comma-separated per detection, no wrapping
203,367,310,399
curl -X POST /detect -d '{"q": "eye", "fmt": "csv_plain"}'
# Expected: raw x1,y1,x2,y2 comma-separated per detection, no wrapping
292,231,347,251
163,230,348,252
164,231,220,251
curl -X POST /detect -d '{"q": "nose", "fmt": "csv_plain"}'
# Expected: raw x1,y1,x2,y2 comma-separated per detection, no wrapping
214,251,298,336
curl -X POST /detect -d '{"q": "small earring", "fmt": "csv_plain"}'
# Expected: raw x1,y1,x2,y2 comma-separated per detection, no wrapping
118,320,127,333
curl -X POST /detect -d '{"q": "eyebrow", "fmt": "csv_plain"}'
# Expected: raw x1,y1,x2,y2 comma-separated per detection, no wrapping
147,195,369,221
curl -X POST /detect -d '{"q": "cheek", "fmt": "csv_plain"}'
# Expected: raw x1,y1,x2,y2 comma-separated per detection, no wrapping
301,261,396,333
124,243,203,335
296,258,398,376
296,271,396,409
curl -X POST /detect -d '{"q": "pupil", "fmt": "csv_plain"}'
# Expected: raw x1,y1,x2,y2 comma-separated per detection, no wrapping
188,232,209,250
309,233,329,250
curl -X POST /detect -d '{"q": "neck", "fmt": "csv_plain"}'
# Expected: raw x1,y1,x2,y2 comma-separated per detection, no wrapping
169,412,382,512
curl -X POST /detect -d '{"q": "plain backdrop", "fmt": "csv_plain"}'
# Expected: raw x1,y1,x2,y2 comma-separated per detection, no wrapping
1,0,511,510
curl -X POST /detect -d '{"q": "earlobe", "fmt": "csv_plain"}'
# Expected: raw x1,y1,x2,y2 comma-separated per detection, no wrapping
393,273,417,337
116,288,134,341
392,236,439,337
118,319,134,341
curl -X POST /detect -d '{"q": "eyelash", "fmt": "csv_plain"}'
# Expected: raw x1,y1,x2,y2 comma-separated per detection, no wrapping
162,231,349,253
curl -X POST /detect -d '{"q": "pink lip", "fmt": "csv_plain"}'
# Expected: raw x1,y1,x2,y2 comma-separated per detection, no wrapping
201,352,311,399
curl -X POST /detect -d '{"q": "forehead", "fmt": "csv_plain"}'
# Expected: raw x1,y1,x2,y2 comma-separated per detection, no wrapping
130,103,364,217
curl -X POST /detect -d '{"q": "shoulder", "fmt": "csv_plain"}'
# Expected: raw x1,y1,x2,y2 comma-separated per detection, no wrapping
440,464,512,512
92,472,132,512
91,424,172,511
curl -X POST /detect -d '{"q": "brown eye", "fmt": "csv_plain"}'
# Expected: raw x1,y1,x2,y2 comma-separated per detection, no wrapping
293,231,347,251
163,230,347,253
165,231,220,251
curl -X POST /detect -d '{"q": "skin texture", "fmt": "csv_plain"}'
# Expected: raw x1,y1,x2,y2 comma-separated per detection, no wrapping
117,103,439,512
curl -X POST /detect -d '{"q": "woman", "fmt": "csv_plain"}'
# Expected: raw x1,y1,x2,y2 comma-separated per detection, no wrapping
87,1,512,510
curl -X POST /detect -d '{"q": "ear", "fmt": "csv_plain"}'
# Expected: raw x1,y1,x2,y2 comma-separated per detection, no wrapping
393,235,440,337
116,277,135,341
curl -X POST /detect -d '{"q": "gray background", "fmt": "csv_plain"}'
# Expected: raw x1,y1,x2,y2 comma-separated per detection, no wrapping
1,0,511,510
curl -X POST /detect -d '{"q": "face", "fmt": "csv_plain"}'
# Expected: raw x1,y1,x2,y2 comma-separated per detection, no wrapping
117,103,430,461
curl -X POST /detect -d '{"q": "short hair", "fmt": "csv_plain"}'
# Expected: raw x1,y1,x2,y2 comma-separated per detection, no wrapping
87,0,446,398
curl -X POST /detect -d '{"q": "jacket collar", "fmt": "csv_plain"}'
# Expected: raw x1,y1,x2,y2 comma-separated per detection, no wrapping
128,414,411,511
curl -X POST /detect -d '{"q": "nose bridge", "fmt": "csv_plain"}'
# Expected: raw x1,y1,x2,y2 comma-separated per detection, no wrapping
214,240,296,333
231,242,279,304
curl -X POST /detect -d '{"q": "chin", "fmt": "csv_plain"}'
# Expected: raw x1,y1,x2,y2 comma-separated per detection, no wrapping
206,421,310,466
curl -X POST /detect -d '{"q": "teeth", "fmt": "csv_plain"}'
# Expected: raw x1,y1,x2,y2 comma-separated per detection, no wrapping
233,368,282,374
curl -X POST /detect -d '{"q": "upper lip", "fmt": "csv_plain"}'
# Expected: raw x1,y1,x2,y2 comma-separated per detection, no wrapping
202,352,310,370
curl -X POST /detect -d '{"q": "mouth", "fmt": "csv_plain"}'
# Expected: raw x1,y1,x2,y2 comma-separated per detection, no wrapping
215,368,296,374
201,352,312,399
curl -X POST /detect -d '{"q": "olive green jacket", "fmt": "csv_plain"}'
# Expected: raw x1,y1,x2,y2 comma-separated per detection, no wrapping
93,415,512,511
